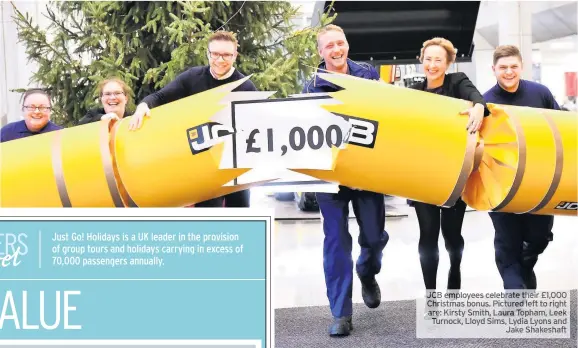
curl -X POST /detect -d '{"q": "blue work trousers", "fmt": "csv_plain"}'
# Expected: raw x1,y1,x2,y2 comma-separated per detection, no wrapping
316,186,389,318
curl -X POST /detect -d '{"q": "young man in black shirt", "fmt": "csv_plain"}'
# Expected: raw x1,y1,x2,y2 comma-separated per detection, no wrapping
129,31,257,208
483,45,560,290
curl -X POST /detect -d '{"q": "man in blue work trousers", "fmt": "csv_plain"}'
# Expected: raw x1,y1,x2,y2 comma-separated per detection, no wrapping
302,24,390,337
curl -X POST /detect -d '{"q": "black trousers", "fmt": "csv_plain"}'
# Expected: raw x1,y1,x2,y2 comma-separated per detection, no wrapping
195,196,224,207
413,199,467,290
490,212,553,289
194,189,250,208
224,189,250,207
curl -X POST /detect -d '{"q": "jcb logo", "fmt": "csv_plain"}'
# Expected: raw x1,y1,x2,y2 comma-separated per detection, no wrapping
554,201,578,210
333,113,379,148
187,122,234,155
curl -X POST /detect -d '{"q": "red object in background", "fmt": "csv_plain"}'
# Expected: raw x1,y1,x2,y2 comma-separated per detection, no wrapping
565,72,577,97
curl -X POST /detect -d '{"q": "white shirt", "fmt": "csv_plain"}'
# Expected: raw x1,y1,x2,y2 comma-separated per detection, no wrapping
210,67,236,80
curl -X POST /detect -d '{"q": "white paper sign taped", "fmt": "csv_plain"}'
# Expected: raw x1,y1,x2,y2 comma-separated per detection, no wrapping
220,96,350,191
222,97,350,171
197,95,348,191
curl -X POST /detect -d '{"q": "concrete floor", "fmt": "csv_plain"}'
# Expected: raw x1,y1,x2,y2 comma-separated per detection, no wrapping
252,193,578,310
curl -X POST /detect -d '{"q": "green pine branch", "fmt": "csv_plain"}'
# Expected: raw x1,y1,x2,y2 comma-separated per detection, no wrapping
11,0,336,127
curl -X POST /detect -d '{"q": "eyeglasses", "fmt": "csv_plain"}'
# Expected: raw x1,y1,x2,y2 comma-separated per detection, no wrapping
208,50,235,61
102,91,125,97
23,105,51,112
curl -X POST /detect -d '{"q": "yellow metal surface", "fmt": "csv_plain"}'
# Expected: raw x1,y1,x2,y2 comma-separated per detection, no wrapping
294,73,474,207
60,119,116,207
463,104,577,216
1,74,576,215
0,131,62,207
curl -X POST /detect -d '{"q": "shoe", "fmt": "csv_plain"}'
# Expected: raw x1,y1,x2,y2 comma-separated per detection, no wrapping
329,316,352,337
424,302,439,320
423,290,439,319
359,275,381,308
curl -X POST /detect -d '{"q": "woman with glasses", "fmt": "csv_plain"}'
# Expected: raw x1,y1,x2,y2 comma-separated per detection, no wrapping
78,77,132,125
0,89,62,142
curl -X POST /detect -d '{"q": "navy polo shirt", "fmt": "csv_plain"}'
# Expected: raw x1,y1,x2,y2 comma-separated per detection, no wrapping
483,79,560,110
0,120,62,143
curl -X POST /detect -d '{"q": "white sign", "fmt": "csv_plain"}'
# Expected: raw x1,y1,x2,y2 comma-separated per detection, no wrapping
416,290,571,339
226,97,350,169
218,96,352,188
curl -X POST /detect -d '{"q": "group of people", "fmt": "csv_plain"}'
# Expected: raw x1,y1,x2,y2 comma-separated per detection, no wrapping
0,25,562,338
0,31,253,208
301,25,560,337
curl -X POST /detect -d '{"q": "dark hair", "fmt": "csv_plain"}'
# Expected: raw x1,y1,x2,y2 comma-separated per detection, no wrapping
493,45,522,65
21,88,52,107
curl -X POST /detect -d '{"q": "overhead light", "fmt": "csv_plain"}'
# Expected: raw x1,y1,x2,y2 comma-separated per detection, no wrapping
550,42,574,50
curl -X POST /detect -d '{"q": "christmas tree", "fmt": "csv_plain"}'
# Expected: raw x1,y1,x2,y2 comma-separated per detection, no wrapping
11,1,336,126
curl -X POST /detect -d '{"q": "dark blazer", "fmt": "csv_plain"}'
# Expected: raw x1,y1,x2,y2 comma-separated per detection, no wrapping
78,107,130,125
410,72,490,116
406,72,489,208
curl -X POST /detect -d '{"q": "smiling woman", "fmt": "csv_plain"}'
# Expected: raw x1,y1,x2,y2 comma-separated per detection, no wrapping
408,37,490,302
78,77,133,125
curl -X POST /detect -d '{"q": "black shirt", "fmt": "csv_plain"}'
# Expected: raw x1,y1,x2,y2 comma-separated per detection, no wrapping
425,85,444,95
78,107,131,125
141,66,257,108
411,72,490,116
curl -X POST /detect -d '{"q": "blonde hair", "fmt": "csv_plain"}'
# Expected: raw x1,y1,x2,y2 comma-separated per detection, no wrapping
208,30,238,48
97,77,132,100
419,37,457,64
493,45,522,65
317,24,345,46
